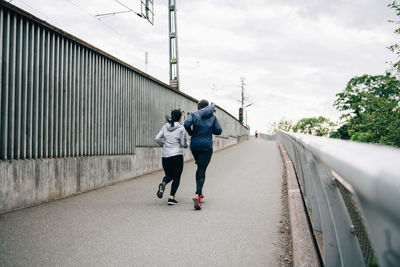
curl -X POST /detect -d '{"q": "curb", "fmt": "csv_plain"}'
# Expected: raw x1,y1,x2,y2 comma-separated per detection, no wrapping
277,141,321,267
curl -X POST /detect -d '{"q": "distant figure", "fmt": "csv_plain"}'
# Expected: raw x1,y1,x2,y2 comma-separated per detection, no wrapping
184,99,222,210
255,130,259,138
155,109,187,205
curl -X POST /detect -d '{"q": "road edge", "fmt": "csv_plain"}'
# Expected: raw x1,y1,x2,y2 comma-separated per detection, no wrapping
277,141,321,267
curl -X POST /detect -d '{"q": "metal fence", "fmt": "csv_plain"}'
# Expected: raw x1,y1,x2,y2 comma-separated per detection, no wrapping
0,1,248,160
276,130,400,267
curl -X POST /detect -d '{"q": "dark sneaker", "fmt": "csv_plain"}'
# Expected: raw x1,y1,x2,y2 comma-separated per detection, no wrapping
192,194,201,210
157,183,165,199
168,198,178,205
199,194,205,202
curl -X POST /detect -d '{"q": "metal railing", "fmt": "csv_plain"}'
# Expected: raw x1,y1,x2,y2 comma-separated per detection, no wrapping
276,130,400,267
0,1,248,160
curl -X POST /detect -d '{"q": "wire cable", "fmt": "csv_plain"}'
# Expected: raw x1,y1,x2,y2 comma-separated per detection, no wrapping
114,0,135,13
65,0,126,38
64,0,156,69
94,0,143,19
13,0,59,25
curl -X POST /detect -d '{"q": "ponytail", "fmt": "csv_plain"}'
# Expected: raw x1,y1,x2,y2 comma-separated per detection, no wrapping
166,115,174,127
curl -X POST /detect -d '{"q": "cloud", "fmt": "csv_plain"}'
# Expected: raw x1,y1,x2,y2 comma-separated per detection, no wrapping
10,0,398,133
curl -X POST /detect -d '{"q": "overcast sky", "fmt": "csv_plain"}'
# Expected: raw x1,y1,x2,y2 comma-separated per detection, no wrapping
10,0,398,133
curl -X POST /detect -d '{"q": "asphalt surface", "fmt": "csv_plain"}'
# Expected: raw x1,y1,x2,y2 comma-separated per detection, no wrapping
0,139,283,267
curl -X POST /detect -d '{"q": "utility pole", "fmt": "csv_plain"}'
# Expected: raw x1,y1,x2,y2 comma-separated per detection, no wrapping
145,51,148,72
239,77,253,125
241,77,245,112
168,0,179,90
238,77,245,123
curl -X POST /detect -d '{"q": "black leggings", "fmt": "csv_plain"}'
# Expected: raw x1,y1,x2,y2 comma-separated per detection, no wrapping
162,155,184,196
192,150,213,195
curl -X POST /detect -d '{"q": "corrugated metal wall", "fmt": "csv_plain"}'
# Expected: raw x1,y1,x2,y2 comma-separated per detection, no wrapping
0,2,248,160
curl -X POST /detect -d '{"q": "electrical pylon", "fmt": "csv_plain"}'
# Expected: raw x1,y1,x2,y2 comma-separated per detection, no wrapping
168,0,179,90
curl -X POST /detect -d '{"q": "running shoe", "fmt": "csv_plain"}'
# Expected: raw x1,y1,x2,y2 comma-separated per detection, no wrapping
157,183,165,199
199,194,205,202
168,198,178,205
192,194,201,210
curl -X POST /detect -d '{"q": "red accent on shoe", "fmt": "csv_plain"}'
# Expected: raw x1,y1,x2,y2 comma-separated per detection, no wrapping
193,194,201,210
199,194,205,202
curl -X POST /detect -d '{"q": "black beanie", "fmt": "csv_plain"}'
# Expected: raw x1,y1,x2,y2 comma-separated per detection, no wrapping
198,99,209,110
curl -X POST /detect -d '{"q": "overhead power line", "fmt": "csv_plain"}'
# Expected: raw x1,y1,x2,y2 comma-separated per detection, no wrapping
63,0,150,59
95,0,144,20
65,0,125,38
14,0,58,25
114,0,135,12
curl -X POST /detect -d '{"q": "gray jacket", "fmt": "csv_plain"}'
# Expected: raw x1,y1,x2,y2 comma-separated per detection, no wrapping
155,122,188,158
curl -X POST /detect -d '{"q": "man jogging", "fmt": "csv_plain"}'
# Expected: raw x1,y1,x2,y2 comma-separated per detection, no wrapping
184,99,222,210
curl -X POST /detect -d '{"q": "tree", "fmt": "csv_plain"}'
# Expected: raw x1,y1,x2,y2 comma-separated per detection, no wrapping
329,3,400,147
292,116,336,137
329,123,350,140
332,73,400,147
388,1,400,70
268,118,293,134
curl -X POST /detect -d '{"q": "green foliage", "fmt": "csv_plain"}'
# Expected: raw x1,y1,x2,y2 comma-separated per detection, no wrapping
331,3,400,147
332,73,400,147
388,1,400,70
268,118,293,134
334,73,400,116
324,3,400,147
368,255,379,267
292,116,336,136
330,123,350,140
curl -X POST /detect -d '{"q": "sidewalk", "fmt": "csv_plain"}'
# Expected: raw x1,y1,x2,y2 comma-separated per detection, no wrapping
0,139,283,267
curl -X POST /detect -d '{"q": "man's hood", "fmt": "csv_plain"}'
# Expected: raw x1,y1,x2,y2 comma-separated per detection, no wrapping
197,105,214,119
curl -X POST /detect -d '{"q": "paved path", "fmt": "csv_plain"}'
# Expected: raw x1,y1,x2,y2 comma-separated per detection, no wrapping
0,139,283,267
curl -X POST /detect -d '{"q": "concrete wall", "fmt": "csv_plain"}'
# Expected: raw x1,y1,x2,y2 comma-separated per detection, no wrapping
0,2,249,214
0,136,248,213
0,2,249,161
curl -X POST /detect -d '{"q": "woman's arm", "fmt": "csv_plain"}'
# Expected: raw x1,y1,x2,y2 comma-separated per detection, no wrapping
154,127,165,147
180,128,188,148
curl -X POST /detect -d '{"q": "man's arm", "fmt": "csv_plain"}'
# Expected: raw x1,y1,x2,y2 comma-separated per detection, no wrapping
213,117,222,135
184,114,194,136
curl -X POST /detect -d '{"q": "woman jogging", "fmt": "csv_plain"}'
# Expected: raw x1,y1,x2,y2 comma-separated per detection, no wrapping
155,109,187,205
